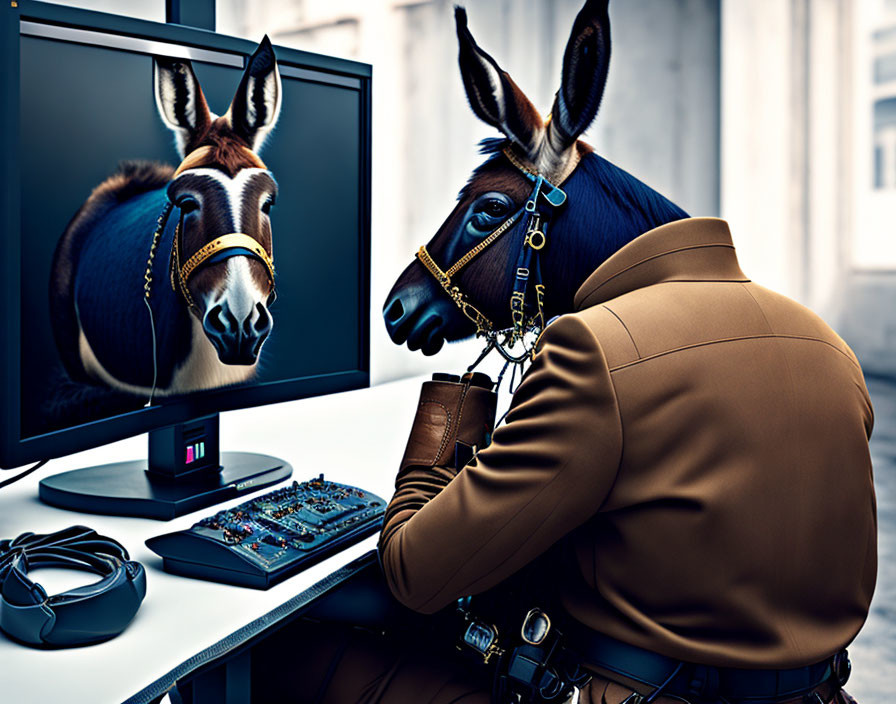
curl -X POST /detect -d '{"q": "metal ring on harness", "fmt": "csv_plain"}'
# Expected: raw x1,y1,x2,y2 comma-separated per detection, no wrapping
526,229,546,251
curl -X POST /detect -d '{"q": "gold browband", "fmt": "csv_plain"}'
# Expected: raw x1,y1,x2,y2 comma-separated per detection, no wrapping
180,233,273,282
171,229,275,311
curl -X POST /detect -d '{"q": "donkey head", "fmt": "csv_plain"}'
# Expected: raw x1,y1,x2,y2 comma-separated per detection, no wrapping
154,37,281,366
383,1,611,355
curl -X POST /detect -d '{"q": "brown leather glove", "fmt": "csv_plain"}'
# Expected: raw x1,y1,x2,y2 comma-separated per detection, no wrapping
400,372,498,473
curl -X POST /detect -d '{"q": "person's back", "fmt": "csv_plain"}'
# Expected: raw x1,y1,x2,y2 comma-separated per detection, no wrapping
564,216,877,669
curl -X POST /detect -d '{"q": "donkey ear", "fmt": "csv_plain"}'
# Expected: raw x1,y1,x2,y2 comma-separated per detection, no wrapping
226,35,282,153
547,0,611,153
455,7,543,155
154,57,212,158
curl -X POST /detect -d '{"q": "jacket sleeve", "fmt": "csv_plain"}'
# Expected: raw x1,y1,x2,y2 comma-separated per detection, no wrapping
378,314,623,613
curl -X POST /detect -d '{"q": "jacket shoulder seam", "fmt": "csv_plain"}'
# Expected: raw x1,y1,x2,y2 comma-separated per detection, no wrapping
601,304,642,360
608,333,862,373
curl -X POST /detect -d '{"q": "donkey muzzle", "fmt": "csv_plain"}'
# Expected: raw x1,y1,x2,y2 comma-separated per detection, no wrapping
203,299,272,365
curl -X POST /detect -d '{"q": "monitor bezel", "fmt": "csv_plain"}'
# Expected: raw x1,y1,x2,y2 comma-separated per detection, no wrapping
0,0,372,468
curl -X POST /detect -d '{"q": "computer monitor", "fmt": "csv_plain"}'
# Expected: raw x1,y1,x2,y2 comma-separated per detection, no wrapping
0,2,371,519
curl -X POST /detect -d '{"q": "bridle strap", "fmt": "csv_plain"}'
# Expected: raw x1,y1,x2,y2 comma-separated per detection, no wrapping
503,137,582,188
418,243,497,334
141,154,276,400
179,233,275,283
169,223,276,313
418,208,522,285
415,145,568,346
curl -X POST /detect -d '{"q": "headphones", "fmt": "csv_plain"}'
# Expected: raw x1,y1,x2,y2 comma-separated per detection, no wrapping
0,526,146,648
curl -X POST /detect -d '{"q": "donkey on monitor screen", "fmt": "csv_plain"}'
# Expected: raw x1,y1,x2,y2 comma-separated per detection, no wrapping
50,37,282,399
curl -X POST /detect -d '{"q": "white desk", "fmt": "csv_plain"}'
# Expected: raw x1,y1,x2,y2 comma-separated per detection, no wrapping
0,375,426,704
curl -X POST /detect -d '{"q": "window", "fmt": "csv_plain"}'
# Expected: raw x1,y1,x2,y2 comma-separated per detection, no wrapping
853,0,896,267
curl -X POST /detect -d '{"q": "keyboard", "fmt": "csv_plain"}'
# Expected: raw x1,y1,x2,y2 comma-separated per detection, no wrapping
145,474,387,589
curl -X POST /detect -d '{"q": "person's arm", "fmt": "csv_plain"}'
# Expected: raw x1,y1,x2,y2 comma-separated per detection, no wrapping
378,314,623,613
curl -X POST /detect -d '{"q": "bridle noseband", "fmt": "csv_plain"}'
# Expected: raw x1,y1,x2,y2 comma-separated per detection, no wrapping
170,227,276,314
417,145,568,364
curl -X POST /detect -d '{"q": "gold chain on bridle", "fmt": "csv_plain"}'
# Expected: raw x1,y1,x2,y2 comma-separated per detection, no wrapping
415,145,568,371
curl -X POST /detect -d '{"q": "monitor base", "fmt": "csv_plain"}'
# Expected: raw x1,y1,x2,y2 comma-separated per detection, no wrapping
39,452,292,520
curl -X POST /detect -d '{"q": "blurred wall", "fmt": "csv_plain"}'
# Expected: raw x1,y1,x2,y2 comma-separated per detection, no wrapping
722,0,896,378
721,0,850,311
217,0,721,385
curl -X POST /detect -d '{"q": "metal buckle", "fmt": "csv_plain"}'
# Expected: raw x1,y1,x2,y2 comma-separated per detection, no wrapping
510,294,525,328
459,616,505,665
526,229,546,250
520,608,551,645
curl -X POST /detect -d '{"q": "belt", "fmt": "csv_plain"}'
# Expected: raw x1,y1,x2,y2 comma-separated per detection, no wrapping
567,626,848,702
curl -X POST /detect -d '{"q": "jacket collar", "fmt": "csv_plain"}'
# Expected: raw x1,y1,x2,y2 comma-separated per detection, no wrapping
573,217,749,311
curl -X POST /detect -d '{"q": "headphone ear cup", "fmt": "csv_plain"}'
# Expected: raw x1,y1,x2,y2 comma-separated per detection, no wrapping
0,528,146,648
1,554,46,605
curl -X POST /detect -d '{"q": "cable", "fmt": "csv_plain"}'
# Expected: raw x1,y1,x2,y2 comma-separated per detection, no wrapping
144,296,159,407
0,459,50,489
142,200,174,408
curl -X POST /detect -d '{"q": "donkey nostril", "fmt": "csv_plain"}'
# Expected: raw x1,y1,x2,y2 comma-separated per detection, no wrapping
251,303,272,334
206,305,228,334
385,298,404,323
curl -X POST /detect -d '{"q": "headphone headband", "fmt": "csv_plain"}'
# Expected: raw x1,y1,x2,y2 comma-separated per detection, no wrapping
0,526,146,648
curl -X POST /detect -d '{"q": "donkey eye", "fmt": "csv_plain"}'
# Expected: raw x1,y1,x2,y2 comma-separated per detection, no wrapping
177,196,200,214
482,199,508,217
261,197,275,214
467,193,513,237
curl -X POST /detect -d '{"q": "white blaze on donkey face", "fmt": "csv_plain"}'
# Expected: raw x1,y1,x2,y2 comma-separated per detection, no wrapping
170,167,277,370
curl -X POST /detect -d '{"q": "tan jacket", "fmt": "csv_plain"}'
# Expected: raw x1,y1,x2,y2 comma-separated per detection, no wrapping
379,217,876,670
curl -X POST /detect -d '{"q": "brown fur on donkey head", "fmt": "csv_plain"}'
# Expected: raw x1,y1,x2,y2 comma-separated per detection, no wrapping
381,1,613,355
154,35,281,175
454,1,610,184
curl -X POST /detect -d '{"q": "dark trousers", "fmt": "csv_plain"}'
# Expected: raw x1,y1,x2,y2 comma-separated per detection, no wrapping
250,619,491,703
248,565,855,704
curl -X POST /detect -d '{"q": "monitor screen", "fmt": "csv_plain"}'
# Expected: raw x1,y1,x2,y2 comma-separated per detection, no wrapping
3,6,370,465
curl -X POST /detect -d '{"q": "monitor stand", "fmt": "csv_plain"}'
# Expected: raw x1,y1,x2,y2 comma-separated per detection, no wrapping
39,414,292,520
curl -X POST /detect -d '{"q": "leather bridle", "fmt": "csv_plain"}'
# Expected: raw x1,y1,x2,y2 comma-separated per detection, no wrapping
169,224,276,314
416,145,568,363
148,151,277,316
140,150,277,402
